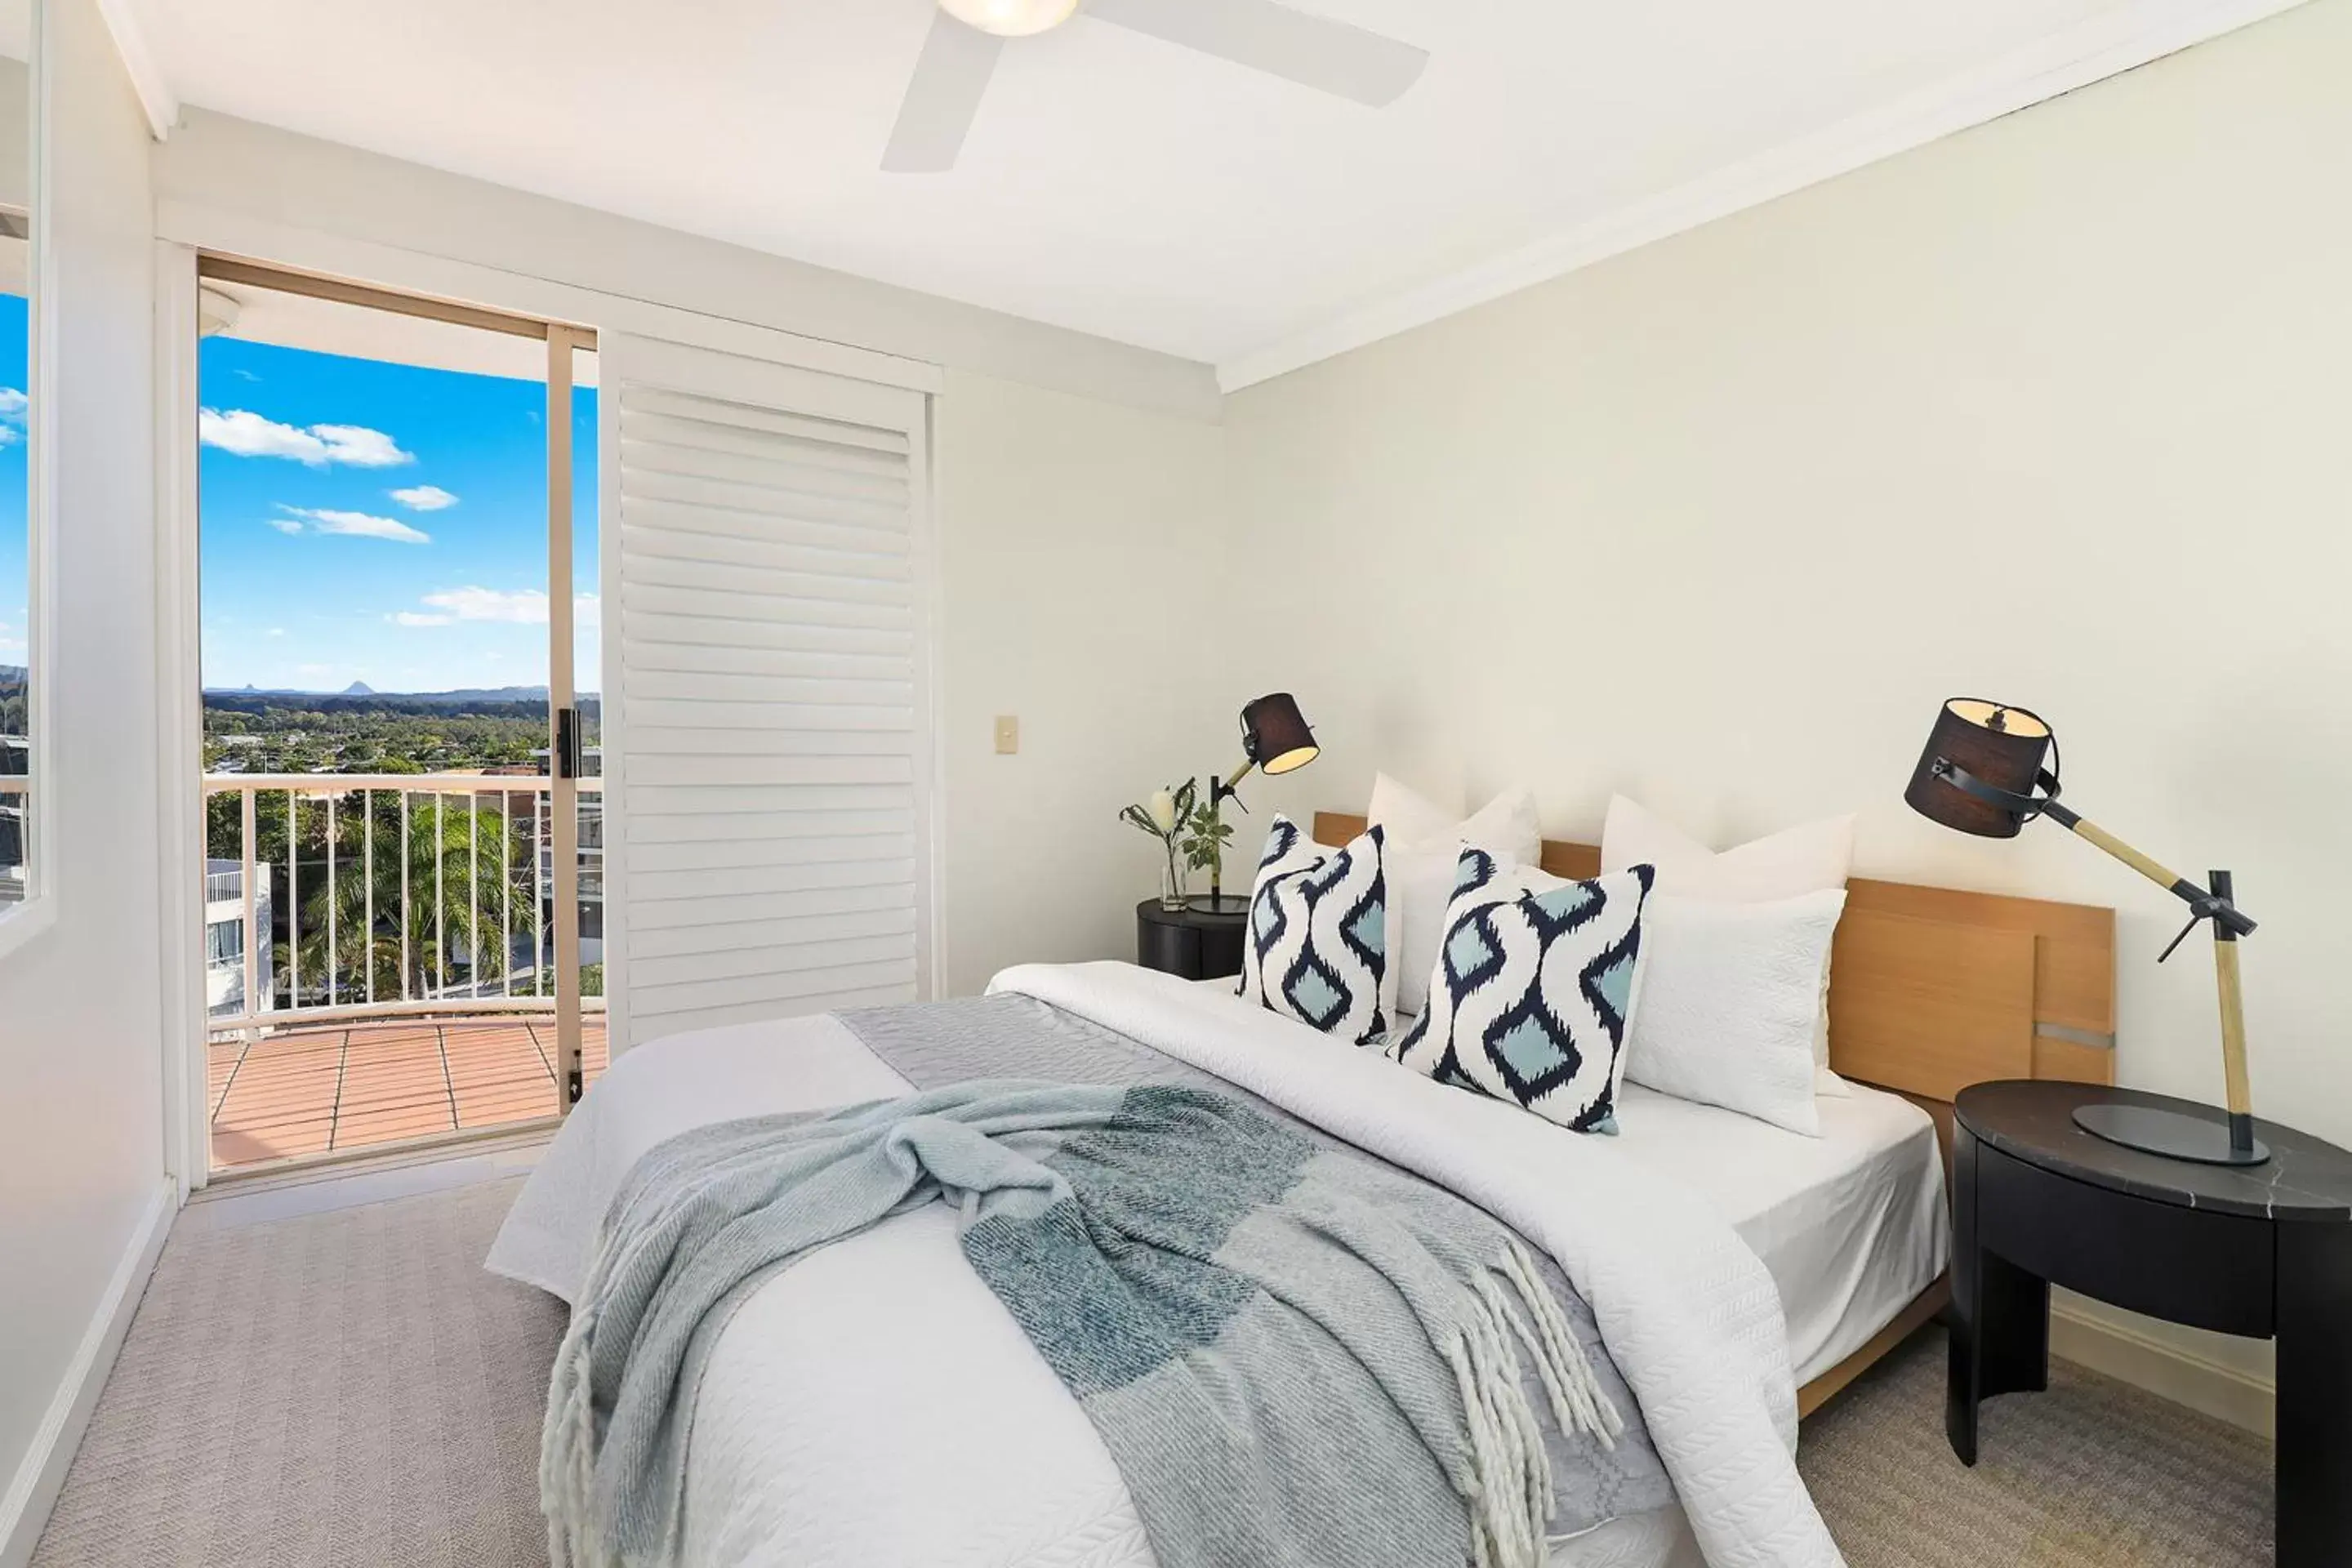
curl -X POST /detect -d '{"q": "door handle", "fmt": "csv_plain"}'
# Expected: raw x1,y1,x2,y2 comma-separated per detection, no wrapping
555,707,581,780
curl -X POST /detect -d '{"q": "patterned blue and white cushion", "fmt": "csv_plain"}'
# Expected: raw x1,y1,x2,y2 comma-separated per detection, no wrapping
1389,848,1655,1133
1235,816,1394,1045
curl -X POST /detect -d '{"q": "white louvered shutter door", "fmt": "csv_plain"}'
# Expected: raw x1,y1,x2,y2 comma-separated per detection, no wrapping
599,334,933,1052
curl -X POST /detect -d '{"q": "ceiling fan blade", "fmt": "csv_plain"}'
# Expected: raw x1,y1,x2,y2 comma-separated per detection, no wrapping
1085,0,1428,107
882,13,1004,172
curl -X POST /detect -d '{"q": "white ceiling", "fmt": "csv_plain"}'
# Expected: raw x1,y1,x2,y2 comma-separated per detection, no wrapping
131,0,2261,384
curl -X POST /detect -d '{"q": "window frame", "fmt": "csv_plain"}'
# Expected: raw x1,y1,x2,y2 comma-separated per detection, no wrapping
0,2,56,963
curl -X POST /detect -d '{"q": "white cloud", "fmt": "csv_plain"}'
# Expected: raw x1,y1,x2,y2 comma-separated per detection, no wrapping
0,387,26,420
420,586,549,623
307,424,412,466
389,484,458,512
265,517,305,535
388,587,600,629
277,506,431,545
266,627,287,638
198,408,415,468
0,426,18,448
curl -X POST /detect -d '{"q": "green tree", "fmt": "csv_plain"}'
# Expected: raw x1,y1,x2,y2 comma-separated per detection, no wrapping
252,791,537,1006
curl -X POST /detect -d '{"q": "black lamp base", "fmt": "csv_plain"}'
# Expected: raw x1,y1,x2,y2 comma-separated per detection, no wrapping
1184,893,1250,916
2073,1102,2270,1167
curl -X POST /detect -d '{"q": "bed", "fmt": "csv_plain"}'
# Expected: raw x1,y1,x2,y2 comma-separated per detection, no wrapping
490,813,2115,1568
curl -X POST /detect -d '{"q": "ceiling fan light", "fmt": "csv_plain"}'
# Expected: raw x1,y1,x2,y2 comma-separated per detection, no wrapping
937,0,1080,38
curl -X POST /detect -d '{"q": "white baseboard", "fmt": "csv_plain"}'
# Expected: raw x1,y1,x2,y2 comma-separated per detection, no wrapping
0,1178,179,1568
2051,1294,2276,1438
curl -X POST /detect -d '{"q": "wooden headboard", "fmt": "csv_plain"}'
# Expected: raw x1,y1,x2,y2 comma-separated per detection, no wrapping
1312,812,2115,1151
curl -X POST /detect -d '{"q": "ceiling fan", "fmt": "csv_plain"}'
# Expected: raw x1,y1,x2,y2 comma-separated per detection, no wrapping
884,0,1430,172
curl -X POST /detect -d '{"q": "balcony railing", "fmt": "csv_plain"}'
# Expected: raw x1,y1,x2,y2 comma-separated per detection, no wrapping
203,772,605,1033
0,764,28,905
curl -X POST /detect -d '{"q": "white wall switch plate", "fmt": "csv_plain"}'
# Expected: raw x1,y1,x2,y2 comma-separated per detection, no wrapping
993,715,1019,755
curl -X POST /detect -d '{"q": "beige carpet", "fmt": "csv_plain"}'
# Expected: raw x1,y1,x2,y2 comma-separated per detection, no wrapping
32,1178,561,1568
33,1178,2272,1567
1799,1324,2273,1566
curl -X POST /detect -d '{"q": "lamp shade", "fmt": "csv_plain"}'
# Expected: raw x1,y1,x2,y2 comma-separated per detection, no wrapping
1904,697,2055,839
1240,693,1318,777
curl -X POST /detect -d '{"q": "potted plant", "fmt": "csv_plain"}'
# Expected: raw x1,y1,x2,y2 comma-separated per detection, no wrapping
1179,790,1238,909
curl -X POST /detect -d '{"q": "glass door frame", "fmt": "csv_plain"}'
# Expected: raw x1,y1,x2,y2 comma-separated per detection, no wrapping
546,323,586,1108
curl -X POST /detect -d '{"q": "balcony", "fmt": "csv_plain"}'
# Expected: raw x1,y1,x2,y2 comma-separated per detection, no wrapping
206,1015,610,1169
203,771,606,1174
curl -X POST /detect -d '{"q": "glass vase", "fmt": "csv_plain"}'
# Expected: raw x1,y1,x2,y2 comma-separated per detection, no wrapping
1160,850,1187,911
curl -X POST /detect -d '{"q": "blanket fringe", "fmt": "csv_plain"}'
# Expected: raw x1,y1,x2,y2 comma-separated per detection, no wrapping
541,1303,606,1568
1446,1241,1627,1568
1499,1240,1624,1449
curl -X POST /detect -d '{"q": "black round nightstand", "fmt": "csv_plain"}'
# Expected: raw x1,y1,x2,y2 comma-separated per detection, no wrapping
1949,1080,2352,1564
1135,898,1245,982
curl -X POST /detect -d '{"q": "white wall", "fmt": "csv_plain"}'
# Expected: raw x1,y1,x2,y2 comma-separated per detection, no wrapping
1222,0,2352,1405
0,2,168,1557
936,370,1232,996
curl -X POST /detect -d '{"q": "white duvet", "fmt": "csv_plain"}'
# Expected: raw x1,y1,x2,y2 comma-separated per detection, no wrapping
489,962,1844,1568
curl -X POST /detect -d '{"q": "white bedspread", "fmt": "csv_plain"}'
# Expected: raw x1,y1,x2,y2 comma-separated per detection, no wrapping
490,963,1842,1568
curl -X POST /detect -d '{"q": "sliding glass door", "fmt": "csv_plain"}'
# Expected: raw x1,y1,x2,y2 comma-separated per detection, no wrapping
194,258,600,1173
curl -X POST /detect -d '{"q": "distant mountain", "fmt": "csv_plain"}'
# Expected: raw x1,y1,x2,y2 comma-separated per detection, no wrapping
200,683,587,702
0,665,24,687
200,682,599,719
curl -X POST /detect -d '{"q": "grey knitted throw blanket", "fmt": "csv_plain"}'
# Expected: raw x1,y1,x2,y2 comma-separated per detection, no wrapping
543,1078,1622,1568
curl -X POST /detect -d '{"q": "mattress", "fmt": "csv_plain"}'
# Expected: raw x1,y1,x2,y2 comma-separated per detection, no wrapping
1608,1080,1947,1384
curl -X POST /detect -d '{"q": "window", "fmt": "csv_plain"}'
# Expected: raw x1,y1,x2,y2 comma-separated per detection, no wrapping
0,11,38,924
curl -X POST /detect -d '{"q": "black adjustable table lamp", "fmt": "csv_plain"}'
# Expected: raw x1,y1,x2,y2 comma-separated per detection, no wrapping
1905,697,2266,1166
1196,693,1319,914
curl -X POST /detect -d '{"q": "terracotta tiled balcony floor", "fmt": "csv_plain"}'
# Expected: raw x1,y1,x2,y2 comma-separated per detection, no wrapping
207,1016,610,1172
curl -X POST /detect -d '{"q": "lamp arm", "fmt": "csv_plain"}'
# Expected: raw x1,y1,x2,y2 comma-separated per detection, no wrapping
2041,800,2256,938
2041,802,2258,1155
1205,758,1258,906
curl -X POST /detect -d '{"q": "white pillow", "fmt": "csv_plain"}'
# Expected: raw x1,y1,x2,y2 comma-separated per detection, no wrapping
1601,795,1855,1095
1624,890,1846,1137
1367,773,1543,1017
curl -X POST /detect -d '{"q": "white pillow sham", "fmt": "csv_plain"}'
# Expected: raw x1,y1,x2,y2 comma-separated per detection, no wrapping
1368,773,1542,1018
1622,890,1847,1138
1601,795,1855,1096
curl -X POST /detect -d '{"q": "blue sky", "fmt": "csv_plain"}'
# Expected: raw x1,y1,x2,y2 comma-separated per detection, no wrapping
0,292,27,671
198,334,599,694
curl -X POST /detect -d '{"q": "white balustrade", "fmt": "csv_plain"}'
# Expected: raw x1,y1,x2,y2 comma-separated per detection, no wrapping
201,773,604,1031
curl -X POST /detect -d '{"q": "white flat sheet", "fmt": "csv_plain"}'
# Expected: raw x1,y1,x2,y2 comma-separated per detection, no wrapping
1606,1083,1945,1385
1246,984,1944,1388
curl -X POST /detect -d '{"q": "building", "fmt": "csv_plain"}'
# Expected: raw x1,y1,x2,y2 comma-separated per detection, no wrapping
201,859,273,1019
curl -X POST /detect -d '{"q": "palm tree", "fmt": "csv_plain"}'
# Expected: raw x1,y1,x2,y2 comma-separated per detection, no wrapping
265,789,536,1007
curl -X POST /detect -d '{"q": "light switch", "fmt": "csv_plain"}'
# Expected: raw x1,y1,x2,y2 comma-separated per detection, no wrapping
993,715,1019,755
